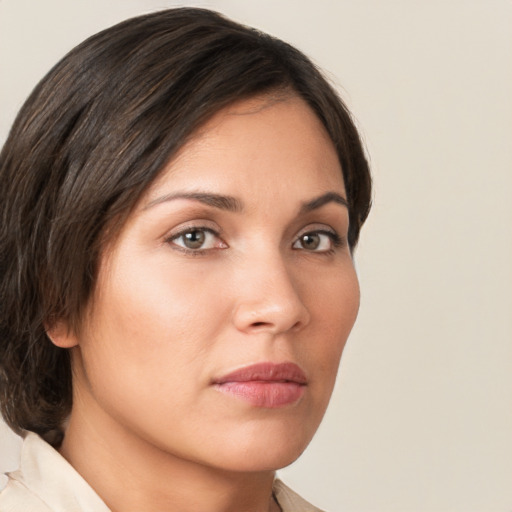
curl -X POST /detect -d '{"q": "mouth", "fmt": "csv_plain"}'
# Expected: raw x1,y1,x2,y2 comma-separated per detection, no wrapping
211,362,307,408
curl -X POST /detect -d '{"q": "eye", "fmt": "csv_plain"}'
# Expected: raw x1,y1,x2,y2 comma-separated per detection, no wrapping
168,227,226,251
292,230,341,252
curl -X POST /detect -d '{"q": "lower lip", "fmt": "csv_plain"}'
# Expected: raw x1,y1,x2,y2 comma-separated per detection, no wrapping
214,381,305,408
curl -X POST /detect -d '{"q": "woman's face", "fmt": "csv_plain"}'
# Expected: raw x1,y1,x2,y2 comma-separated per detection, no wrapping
65,94,360,472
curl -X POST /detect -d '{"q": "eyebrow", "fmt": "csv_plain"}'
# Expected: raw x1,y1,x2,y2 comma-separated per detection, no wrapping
144,190,348,214
144,192,243,212
299,191,349,214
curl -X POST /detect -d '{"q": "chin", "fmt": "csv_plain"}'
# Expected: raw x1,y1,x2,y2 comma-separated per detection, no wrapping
216,448,306,473
205,421,317,473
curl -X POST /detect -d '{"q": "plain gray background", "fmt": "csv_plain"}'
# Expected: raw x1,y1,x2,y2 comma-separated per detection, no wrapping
1,1,511,510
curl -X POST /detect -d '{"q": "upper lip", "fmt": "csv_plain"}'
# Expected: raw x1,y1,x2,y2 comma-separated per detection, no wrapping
212,362,307,385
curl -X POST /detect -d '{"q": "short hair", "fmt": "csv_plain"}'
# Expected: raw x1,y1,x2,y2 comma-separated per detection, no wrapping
0,7,371,445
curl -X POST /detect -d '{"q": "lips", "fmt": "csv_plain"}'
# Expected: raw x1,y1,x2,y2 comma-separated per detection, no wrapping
212,362,307,408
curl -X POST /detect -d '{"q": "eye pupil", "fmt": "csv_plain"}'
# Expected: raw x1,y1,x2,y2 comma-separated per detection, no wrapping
183,230,205,249
301,233,320,250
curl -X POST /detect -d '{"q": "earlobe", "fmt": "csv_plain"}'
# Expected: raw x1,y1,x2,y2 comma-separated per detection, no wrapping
45,321,79,348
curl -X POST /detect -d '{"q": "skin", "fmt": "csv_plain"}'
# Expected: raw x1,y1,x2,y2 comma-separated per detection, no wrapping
50,94,360,512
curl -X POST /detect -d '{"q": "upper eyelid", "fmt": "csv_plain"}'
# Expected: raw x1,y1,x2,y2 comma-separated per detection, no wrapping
294,223,339,238
164,221,222,240
296,224,336,234
169,225,218,237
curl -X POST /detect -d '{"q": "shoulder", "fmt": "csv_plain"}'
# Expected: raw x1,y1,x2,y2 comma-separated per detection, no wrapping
0,478,53,512
0,432,110,512
273,479,326,512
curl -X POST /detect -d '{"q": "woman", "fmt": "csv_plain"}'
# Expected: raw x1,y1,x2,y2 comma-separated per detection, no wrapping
0,8,371,512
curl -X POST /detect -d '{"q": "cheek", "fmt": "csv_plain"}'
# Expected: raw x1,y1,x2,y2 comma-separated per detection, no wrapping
81,253,232,386
74,262,224,437
302,264,360,378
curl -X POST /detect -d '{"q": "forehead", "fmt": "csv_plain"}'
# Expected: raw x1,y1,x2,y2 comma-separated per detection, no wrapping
144,94,345,205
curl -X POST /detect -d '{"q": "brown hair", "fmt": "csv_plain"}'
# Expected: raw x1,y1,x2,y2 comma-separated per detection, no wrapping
0,7,371,445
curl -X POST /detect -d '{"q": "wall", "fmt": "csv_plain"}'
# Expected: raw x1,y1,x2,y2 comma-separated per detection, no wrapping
1,1,511,510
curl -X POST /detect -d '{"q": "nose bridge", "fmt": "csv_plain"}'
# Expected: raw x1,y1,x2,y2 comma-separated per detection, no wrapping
232,246,310,334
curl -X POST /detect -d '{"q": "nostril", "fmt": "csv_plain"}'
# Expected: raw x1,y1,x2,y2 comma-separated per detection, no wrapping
249,320,303,331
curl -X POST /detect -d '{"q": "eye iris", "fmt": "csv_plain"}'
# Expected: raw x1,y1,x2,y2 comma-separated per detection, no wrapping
301,233,320,250
183,230,205,249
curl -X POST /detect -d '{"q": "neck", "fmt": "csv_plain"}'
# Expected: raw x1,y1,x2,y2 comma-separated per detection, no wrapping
60,388,279,512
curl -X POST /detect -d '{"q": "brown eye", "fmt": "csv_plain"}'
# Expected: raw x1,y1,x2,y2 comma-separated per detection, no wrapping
299,233,321,250
168,227,227,252
292,230,340,252
182,230,206,249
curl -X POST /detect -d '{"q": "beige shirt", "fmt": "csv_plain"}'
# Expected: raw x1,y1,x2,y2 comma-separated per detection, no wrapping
0,433,323,512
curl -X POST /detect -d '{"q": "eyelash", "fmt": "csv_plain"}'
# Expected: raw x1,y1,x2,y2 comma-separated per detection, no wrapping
165,226,344,255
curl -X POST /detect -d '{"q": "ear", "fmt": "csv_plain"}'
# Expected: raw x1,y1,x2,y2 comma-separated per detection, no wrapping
45,320,79,348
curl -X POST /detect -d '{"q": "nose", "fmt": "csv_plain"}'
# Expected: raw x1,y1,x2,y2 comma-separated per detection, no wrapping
231,252,311,335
